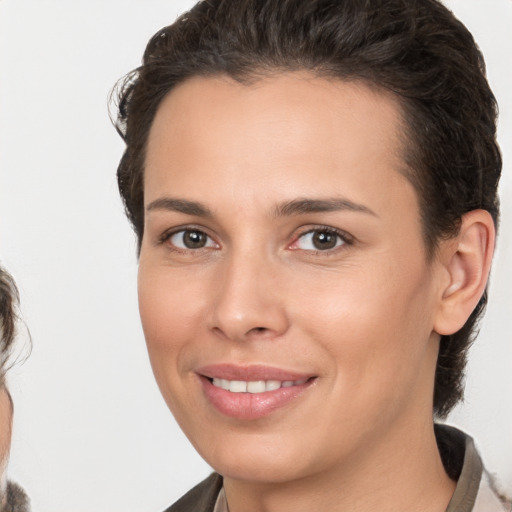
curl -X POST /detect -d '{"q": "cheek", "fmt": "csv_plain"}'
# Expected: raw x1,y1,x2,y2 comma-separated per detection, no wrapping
137,267,206,395
137,268,210,429
293,257,437,395
138,267,204,345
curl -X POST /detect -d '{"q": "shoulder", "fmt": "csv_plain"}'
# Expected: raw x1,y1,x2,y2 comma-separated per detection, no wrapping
473,471,511,512
2,481,30,512
163,473,223,512
436,424,510,512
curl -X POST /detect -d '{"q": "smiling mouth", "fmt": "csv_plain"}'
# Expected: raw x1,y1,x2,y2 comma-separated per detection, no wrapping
210,378,310,393
201,375,316,419
197,364,316,419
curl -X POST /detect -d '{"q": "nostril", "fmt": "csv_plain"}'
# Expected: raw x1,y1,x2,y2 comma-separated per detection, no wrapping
246,327,268,335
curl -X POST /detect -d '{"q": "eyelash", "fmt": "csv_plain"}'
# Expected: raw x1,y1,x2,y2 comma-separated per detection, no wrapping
290,226,354,254
158,226,218,253
158,225,354,255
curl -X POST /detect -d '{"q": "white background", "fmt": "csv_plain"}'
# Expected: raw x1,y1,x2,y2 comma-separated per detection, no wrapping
0,1,510,511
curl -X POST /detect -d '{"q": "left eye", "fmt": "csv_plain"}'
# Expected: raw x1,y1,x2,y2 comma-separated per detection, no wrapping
293,229,345,251
168,229,217,250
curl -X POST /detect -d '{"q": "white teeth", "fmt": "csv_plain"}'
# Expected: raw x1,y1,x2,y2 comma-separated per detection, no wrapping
211,378,308,393
212,378,232,390
265,380,281,391
247,381,266,393
229,380,247,393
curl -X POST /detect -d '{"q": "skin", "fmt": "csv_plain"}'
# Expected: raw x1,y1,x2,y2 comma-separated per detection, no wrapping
0,385,12,504
138,74,492,512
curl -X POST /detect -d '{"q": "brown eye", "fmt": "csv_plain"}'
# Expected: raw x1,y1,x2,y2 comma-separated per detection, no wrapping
183,230,206,248
169,229,216,250
294,229,345,251
311,231,338,250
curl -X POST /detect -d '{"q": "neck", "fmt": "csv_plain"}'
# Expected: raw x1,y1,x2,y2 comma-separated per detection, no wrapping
223,417,455,512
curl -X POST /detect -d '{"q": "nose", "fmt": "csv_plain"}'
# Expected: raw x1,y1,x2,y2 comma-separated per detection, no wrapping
208,251,290,342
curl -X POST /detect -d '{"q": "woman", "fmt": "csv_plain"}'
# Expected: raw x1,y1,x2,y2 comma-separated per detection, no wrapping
0,267,30,512
112,0,508,510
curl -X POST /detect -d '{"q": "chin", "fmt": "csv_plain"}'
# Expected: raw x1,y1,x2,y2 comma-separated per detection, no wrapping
211,454,305,484
192,427,323,484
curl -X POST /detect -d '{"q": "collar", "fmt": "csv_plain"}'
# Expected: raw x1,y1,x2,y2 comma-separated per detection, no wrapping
437,424,509,512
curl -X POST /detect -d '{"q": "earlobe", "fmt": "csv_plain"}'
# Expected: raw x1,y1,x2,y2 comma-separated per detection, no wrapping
434,210,495,336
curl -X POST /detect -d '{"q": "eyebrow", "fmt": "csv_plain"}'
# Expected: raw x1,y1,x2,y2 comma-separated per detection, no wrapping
146,197,213,217
146,196,377,219
274,198,377,217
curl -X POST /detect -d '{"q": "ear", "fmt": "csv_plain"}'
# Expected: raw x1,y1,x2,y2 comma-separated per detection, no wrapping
434,210,495,336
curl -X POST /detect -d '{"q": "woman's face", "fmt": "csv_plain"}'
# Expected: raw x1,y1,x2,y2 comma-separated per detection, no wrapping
138,74,447,483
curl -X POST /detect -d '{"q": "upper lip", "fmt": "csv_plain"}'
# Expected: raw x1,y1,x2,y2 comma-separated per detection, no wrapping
196,363,314,382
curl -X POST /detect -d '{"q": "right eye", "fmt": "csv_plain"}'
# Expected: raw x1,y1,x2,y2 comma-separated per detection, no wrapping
167,229,218,250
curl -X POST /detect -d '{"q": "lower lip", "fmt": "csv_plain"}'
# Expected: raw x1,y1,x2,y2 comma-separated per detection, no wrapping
200,377,314,420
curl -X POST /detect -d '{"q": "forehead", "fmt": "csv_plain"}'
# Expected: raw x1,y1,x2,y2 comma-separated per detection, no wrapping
147,73,407,161
145,73,414,217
